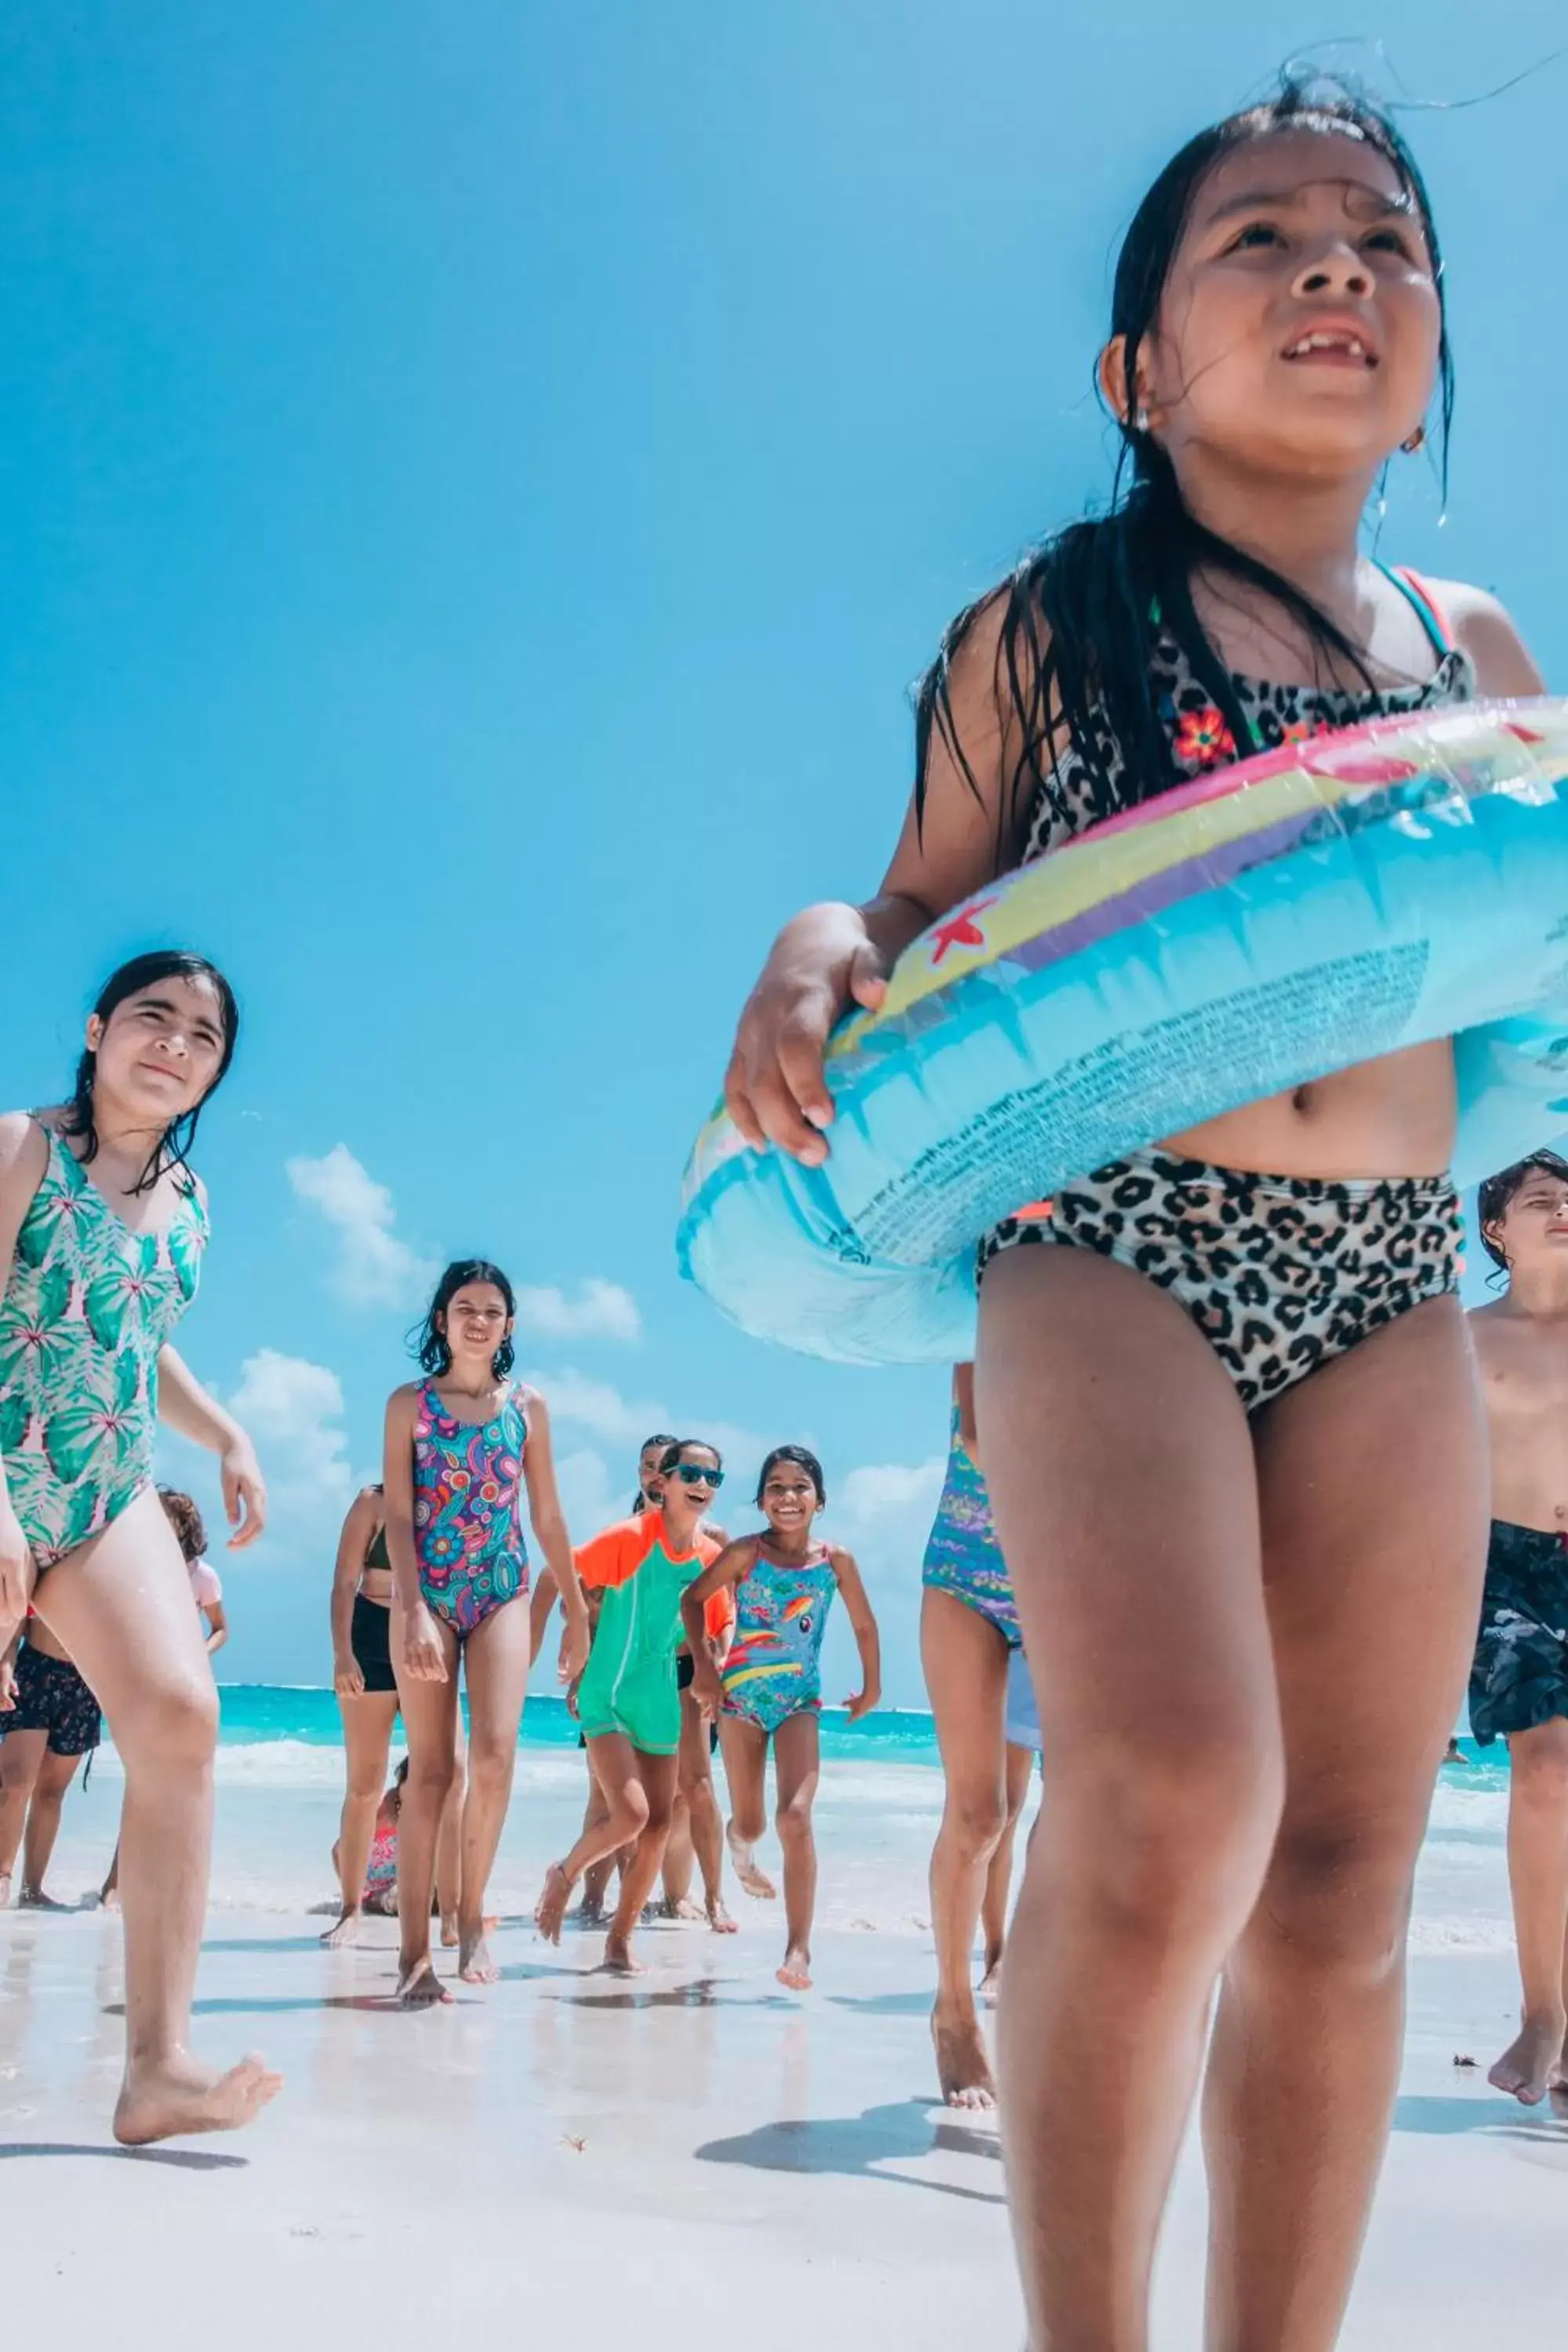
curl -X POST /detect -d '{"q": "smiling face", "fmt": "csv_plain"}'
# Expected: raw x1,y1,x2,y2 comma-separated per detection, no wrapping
662,1444,722,1517
438,1282,514,1373
1486,1167,1568,1278
87,974,230,1129
637,1442,667,1503
760,1461,820,1539
1123,126,1440,481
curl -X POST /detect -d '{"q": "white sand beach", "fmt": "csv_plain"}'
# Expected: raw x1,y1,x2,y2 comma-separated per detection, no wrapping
2,1748,1564,2348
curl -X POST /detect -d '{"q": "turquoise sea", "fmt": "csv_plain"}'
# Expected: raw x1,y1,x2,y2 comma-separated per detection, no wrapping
212,1683,948,1767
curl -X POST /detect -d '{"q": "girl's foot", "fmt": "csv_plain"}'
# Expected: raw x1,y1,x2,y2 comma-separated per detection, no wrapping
977,1956,1004,2002
114,2051,281,2145
458,1930,500,1984
665,1895,706,1922
535,1862,572,1944
602,1932,644,1975
726,1824,776,1900
777,1944,813,1991
319,1907,363,1949
394,1955,452,2009
575,1891,606,1926
931,2002,996,2111
100,1884,122,1912
440,1911,460,1948
1489,2013,1568,2105
706,1894,739,1934
18,1886,71,1911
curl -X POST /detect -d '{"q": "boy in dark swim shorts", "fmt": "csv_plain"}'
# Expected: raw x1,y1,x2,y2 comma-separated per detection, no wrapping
1470,1151,1568,2106
0,1619,102,1907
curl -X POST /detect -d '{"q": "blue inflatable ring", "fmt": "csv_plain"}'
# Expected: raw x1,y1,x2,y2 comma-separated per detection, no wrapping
679,700,1568,1365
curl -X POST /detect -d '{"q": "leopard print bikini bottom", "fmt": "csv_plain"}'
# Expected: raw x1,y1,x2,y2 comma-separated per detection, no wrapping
978,1149,1463,1414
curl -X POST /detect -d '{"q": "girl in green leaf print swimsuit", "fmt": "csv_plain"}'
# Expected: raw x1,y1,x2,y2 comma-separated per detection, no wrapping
0,953,278,2150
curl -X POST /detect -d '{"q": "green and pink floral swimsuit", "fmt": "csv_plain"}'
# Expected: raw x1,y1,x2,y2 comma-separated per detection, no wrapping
0,1123,207,1569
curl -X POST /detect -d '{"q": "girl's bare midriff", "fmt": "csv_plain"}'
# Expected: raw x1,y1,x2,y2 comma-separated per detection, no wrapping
1162,1036,1457,1180
358,1566,394,1606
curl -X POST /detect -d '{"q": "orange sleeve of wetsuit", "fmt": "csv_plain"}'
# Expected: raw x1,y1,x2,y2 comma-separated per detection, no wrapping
574,1519,644,1592
695,1534,736,1640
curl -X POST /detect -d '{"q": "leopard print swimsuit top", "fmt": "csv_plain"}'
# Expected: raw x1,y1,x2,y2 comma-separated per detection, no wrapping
1021,564,1476,864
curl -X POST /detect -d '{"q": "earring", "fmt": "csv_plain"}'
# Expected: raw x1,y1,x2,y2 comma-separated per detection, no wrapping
1135,406,1152,434
1400,423,1427,455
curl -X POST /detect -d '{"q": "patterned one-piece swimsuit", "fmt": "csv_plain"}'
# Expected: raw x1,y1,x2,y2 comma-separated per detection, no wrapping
721,1538,837,1734
978,568,1473,1413
412,1381,529,1636
0,1122,208,1568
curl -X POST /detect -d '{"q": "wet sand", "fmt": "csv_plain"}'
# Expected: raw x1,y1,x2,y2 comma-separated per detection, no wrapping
2,1900,1564,2347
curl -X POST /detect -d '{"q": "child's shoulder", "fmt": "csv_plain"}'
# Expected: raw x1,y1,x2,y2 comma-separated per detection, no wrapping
1420,577,1543,695
0,1111,49,1186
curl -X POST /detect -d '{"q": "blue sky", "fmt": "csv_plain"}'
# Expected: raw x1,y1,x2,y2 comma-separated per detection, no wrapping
2,5,1563,1703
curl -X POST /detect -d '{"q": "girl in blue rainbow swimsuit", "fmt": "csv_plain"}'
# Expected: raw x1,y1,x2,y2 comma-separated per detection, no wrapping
684,1446,881,1991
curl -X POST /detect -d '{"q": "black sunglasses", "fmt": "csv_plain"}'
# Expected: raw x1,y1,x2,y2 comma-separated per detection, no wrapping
672,1462,724,1489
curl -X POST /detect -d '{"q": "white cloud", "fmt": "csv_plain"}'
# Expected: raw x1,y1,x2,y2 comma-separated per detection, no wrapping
512,1279,641,1345
531,1367,767,1482
228,1348,356,1517
285,1144,435,1311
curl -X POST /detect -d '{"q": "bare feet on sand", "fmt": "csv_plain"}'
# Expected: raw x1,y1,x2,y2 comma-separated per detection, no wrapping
665,1895,706,1922
602,1933,644,1975
1489,2013,1568,2105
100,1884,122,1913
706,1895,738,1934
777,1945,813,1991
535,1862,572,1945
575,1891,606,1926
394,1955,452,2009
932,2003,997,2111
440,1910,460,1948
977,1958,1003,2004
727,1824,776,1900
19,1886,71,1911
319,1907,363,1948
114,2052,281,2145
458,1931,500,1984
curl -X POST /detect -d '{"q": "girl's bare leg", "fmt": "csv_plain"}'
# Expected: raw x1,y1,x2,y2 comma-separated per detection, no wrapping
391,1618,460,2005
718,1715,774,1897
323,1691,397,1946
578,1759,615,1918
771,1711,821,1988
437,1715,466,1941
921,1587,1013,2104
604,1749,679,1972
1489,1721,1568,2100
20,1748,84,1905
535,1732,654,1940
667,1690,733,1927
0,1726,48,1904
1204,1296,1487,2351
979,1742,1035,1998
34,1487,281,2140
661,1788,696,1913
454,1601,530,1983
978,1247,1282,2352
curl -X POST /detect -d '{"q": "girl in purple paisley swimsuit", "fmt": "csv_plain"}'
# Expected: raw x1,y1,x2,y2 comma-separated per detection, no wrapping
383,1258,589,2004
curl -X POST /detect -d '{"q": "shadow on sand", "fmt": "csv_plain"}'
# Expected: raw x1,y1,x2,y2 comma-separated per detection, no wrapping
1392,2092,1568,2146
696,2097,1005,2203
0,2141,245,2171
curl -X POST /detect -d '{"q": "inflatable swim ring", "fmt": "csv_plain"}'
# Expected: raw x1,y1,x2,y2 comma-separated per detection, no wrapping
680,700,1568,1366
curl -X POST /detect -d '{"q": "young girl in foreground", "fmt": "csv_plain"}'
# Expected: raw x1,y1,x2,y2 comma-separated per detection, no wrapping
534,1439,733,1973
384,1259,587,2005
1467,1153,1568,2105
722,81,1543,2352
0,952,278,2141
684,1446,880,1990
921,1366,1036,2104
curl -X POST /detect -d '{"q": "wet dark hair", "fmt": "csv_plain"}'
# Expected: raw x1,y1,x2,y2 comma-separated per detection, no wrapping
157,1486,208,1564
633,1433,680,1513
63,952,239,1197
756,1444,826,1508
657,1438,723,1479
1476,1152,1568,1274
915,75,1453,865
414,1259,517,1378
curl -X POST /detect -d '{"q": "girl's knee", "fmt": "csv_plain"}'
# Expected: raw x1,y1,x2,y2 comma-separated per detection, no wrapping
466,1737,517,1793
1250,1813,1423,1976
612,1784,652,1842
775,1796,815,1845
940,1788,1008,1865
1055,1723,1283,1934
117,1675,220,1770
